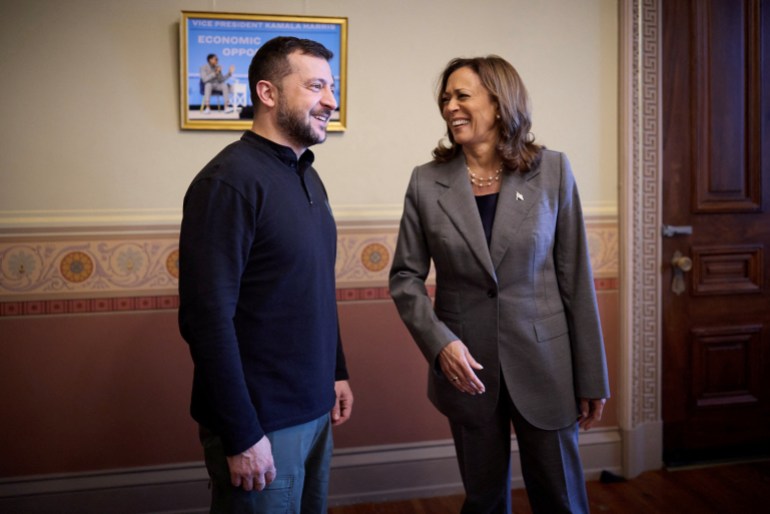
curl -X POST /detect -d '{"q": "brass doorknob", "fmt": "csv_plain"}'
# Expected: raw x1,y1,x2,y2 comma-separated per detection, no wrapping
671,251,692,295
672,251,692,272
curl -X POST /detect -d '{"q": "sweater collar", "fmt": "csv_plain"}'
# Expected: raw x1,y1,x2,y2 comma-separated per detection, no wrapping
241,130,316,173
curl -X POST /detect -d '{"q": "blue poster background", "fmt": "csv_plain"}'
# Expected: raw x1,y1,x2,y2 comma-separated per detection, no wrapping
186,17,343,109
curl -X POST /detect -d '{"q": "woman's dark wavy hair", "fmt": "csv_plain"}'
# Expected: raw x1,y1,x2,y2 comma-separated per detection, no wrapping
432,55,542,173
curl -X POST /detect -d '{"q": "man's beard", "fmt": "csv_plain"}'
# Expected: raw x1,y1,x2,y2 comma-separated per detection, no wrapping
276,94,330,150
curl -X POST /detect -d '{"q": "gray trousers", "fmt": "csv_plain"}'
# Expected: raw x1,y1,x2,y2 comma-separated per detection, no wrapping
449,376,589,514
203,81,231,107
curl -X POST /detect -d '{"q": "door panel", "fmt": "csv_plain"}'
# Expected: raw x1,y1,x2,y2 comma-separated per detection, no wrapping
691,0,763,213
662,0,770,464
691,245,763,295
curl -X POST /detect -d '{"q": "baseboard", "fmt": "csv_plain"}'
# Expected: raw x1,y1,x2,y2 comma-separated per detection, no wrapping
329,427,622,506
621,420,663,478
0,427,622,513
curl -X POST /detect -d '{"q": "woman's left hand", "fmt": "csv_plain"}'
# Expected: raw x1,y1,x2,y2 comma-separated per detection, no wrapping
578,398,606,430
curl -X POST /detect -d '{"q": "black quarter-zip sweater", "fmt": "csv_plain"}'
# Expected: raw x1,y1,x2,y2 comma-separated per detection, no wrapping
179,130,348,456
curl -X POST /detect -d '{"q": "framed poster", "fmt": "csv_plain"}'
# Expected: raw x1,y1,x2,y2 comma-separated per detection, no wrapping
180,11,347,131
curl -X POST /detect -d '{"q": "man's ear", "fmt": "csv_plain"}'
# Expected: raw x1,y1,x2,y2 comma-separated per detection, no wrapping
255,80,277,108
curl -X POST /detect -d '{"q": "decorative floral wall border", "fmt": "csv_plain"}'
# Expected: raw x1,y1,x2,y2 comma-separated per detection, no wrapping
0,219,617,317
0,237,179,297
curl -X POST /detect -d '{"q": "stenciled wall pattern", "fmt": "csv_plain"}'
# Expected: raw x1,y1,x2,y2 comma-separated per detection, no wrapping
1,238,179,296
0,218,617,316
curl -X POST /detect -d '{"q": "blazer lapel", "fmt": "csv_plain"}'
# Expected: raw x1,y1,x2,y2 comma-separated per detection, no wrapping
436,157,497,280
489,168,541,269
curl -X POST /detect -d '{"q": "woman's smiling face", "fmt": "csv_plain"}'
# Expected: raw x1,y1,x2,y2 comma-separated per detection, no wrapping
441,66,499,149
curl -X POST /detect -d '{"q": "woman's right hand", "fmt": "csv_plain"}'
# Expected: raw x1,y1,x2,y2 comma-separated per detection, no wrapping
438,340,486,395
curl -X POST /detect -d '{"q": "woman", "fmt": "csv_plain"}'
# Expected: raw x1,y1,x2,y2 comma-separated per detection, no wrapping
389,55,610,514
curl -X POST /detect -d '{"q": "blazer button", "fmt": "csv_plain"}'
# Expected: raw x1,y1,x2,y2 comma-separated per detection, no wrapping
487,290,497,298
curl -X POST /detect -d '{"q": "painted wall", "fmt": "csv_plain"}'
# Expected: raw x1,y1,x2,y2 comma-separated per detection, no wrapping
0,0,617,224
0,282,619,477
0,0,620,486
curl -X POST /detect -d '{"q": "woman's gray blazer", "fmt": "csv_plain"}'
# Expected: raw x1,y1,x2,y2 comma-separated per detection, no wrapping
389,149,610,430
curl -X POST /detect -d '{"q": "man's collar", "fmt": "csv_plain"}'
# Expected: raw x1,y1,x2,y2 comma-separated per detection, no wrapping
242,130,315,170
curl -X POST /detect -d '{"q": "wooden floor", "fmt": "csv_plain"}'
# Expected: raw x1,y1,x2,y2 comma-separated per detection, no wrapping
329,459,770,513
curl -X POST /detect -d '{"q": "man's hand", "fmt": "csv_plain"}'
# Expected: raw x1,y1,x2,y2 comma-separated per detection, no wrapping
226,436,276,491
332,380,354,426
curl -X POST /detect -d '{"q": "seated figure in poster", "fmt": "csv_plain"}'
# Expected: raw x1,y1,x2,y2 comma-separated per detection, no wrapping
200,53,235,114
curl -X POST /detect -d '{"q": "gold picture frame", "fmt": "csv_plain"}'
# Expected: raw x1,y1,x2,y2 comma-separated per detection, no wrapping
180,11,348,131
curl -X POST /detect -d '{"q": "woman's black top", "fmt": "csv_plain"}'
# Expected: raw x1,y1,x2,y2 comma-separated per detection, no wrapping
475,192,499,247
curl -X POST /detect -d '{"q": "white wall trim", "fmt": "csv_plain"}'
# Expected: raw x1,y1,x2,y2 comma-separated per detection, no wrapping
0,462,208,498
0,206,617,235
622,420,664,478
0,428,622,512
0,209,183,231
333,204,403,224
618,0,664,478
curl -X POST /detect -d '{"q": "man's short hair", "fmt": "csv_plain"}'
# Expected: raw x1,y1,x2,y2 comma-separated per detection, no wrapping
206,53,217,62
248,37,333,111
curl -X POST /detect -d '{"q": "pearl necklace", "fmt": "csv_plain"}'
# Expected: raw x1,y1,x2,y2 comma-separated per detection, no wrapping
467,164,503,188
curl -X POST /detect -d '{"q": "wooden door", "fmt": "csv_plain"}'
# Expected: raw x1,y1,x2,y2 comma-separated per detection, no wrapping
662,0,770,464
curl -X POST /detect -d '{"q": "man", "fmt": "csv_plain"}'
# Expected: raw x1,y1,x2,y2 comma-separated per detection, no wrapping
179,37,353,513
200,53,235,114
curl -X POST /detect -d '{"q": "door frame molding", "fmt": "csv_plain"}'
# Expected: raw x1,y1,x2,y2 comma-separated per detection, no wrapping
619,0,664,477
